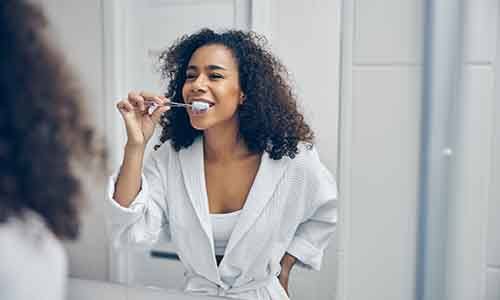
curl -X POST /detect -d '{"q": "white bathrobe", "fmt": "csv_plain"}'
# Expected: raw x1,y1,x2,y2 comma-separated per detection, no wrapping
107,137,337,299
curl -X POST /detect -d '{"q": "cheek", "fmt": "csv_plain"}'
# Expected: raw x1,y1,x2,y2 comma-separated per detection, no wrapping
181,84,189,100
216,86,241,108
217,98,239,115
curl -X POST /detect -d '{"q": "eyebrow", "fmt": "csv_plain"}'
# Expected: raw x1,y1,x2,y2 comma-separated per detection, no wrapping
187,64,228,71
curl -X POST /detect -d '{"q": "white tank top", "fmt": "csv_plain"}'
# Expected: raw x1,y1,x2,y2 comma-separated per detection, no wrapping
210,209,241,256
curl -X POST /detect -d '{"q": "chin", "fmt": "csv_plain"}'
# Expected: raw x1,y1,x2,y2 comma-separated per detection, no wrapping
189,119,211,131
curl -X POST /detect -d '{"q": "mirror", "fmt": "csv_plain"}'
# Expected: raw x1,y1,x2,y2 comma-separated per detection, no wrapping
103,1,341,299
34,0,342,299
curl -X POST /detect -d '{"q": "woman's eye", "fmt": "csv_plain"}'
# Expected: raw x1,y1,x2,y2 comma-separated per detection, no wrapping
210,73,224,79
186,73,196,79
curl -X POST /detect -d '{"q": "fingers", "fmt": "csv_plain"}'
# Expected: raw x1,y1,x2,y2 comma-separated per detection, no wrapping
116,99,134,113
143,93,169,117
128,91,146,112
150,105,170,124
139,91,163,102
116,91,165,115
140,91,165,108
130,91,165,112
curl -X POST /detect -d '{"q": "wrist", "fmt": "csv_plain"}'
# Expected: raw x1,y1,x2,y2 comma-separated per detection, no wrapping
280,264,292,276
279,268,290,278
125,142,146,153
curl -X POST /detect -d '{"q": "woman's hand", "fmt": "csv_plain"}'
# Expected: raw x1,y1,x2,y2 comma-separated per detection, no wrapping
116,91,170,147
278,253,297,295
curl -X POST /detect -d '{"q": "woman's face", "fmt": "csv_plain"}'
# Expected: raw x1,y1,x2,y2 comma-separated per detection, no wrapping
182,44,243,131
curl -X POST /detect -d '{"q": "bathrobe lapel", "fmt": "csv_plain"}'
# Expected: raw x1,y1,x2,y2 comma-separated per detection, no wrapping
178,138,217,263
178,137,289,273
223,152,289,258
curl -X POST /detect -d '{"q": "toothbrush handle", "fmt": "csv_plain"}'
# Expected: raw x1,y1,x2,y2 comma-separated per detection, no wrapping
145,100,191,108
165,101,191,108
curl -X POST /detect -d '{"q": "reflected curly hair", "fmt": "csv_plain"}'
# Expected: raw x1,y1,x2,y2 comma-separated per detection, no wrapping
0,0,100,240
156,28,314,159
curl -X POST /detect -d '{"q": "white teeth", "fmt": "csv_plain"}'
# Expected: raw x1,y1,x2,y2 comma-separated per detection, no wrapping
191,101,211,112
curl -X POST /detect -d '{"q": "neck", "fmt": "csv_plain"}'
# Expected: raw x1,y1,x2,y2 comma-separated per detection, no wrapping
203,123,248,162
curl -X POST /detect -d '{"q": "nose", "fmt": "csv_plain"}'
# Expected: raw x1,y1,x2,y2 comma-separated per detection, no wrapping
191,75,207,93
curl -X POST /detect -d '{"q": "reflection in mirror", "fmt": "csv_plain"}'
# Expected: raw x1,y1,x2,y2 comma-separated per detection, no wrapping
103,1,341,299
32,0,342,300
8,0,343,297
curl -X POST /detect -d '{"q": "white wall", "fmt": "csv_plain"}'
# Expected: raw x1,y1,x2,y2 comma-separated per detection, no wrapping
338,0,421,299
269,1,341,299
270,0,341,172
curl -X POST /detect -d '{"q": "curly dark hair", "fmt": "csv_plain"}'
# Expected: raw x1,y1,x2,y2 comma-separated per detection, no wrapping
0,0,101,240
156,28,314,159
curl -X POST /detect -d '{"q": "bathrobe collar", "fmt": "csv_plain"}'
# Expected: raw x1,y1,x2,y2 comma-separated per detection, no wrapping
178,137,289,264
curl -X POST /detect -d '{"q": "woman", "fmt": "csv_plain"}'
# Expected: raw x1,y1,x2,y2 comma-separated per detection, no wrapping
109,29,337,299
0,1,100,299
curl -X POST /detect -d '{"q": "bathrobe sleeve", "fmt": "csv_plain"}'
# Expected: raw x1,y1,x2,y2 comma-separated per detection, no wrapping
286,150,338,271
106,149,171,248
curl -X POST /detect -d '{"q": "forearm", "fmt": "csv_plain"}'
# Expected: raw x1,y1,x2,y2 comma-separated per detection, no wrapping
278,252,297,295
113,144,145,207
280,252,297,276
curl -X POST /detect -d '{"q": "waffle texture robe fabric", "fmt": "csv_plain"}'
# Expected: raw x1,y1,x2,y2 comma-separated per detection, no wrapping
107,137,337,299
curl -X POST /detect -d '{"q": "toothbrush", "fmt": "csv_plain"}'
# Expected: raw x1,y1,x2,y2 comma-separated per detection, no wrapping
145,100,210,115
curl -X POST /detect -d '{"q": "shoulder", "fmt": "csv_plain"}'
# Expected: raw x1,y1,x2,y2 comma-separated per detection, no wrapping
284,143,336,188
286,143,327,172
148,140,176,166
0,211,67,298
292,142,320,163
152,140,176,157
0,211,66,271
150,137,201,161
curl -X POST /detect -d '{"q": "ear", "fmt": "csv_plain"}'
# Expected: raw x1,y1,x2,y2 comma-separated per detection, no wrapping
239,93,245,104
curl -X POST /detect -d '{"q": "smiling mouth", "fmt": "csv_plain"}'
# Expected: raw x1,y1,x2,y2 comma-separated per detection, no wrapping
189,99,215,107
189,101,213,115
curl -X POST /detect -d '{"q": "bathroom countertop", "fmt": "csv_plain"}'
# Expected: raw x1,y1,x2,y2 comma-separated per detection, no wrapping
68,278,230,300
